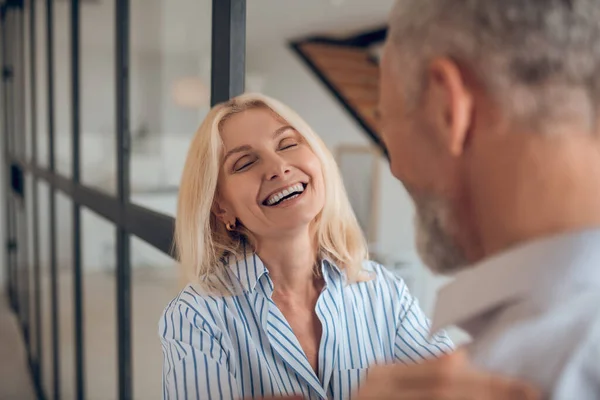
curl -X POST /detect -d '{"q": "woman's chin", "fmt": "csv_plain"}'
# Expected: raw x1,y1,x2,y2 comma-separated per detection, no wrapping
260,215,318,238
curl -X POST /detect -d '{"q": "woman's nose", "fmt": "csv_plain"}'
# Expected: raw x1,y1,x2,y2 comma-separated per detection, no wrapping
264,155,291,180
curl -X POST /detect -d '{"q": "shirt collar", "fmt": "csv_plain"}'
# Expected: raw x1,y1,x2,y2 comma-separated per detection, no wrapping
431,228,600,335
226,251,269,294
320,257,345,287
226,249,345,294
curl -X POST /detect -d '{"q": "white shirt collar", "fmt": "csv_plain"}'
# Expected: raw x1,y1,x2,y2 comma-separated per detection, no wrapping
226,247,344,294
431,228,600,335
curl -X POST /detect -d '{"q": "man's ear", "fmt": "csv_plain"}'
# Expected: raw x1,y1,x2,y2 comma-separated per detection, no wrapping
425,57,474,156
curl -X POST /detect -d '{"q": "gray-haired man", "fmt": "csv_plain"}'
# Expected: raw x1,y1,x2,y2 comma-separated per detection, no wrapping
378,0,600,398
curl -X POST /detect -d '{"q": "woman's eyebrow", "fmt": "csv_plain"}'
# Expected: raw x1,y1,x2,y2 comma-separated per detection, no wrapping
223,125,294,163
223,145,252,163
273,125,293,138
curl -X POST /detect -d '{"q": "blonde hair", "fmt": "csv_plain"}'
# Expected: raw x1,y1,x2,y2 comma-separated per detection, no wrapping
176,93,368,293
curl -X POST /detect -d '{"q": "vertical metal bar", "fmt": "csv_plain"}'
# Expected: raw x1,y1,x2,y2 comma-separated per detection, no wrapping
4,8,19,315
4,9,11,309
0,4,11,304
12,5,24,162
10,11,22,322
9,10,18,315
70,0,85,398
210,0,246,105
45,0,60,398
29,0,43,393
9,11,19,316
1,6,7,300
3,9,14,312
115,0,132,398
17,0,31,349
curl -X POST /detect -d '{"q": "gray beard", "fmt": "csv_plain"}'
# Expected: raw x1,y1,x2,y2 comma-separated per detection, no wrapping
414,196,469,275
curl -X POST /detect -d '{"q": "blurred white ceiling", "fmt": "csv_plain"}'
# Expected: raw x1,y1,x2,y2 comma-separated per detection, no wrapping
49,0,393,54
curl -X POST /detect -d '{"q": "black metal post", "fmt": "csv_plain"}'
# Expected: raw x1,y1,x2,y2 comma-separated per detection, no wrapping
45,0,60,399
0,4,12,305
14,0,31,349
70,0,85,398
115,0,132,398
29,0,44,395
2,7,18,315
7,9,18,317
210,0,246,105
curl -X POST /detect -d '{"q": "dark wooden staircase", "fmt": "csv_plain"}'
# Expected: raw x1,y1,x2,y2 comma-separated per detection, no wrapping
290,28,387,156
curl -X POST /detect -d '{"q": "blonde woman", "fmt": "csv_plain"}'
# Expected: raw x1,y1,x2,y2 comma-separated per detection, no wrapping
159,94,533,400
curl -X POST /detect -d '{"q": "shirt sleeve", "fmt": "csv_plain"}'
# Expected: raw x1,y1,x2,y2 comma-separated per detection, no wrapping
159,300,239,400
552,314,600,399
393,282,455,364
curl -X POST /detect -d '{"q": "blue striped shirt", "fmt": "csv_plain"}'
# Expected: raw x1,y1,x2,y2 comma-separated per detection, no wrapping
159,253,453,399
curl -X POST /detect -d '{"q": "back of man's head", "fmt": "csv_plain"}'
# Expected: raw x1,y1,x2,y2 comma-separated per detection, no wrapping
380,0,600,273
388,0,600,131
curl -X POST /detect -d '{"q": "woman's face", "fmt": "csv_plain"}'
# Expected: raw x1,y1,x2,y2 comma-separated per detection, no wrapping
215,107,325,240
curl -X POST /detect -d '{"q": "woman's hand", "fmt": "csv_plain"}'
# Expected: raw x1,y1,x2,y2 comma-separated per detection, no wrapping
356,350,541,400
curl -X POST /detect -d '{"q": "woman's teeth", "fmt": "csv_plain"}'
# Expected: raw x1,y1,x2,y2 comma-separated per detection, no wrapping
266,183,305,206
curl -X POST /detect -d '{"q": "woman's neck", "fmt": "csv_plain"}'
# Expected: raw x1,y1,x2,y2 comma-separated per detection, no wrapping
255,228,320,298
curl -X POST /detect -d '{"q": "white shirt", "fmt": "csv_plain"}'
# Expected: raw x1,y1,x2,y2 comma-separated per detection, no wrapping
432,229,600,399
160,251,453,399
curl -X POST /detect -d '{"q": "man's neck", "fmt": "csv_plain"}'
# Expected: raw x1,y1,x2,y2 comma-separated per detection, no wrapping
465,130,600,260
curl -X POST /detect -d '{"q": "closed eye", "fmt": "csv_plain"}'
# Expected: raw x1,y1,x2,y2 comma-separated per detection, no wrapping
233,156,256,172
236,161,254,171
278,137,299,150
280,143,297,150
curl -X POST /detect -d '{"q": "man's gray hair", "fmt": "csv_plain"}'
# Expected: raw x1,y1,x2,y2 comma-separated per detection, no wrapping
388,0,600,130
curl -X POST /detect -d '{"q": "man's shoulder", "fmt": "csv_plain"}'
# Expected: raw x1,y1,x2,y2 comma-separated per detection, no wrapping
469,289,600,397
551,304,600,399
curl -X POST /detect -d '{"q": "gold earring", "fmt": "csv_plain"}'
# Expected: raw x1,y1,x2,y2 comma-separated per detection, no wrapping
226,221,236,231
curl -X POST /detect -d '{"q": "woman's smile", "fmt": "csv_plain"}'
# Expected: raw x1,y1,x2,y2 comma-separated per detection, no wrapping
262,182,308,207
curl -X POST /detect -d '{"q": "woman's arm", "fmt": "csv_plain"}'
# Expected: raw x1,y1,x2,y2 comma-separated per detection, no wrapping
393,280,454,364
159,300,239,400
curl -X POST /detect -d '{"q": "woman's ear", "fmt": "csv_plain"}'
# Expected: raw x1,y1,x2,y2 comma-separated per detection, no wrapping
211,197,234,225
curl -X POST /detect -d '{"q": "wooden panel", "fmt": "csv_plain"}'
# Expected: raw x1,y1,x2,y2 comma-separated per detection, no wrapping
300,42,370,61
327,71,378,87
298,42,382,140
